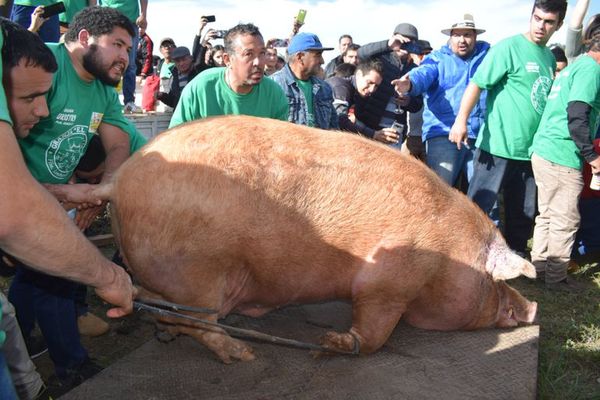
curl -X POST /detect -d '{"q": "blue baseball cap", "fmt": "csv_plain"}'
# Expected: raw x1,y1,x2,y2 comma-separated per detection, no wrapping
287,33,333,54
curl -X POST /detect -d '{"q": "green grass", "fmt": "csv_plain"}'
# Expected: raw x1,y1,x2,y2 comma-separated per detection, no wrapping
513,260,600,399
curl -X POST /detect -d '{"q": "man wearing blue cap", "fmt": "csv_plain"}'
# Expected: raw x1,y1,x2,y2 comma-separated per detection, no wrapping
271,32,339,129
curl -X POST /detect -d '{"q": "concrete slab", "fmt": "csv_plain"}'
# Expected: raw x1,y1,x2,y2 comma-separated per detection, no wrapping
62,302,538,400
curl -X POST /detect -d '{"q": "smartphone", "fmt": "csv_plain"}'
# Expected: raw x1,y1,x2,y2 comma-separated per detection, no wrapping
201,15,216,22
213,30,228,39
296,9,307,24
401,41,422,55
41,1,65,18
270,38,288,47
391,121,405,134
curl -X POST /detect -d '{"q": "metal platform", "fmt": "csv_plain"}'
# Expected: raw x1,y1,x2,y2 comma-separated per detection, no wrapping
61,301,539,400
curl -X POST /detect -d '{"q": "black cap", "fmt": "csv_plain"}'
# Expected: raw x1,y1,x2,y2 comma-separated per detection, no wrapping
393,23,418,40
171,46,191,60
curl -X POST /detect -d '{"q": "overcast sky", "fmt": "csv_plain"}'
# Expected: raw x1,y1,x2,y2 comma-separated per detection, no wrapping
146,0,600,62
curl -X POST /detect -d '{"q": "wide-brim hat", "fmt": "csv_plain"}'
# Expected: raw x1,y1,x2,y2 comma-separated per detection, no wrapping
441,13,485,35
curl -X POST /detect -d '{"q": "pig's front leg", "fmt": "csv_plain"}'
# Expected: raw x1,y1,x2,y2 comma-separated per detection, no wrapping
320,244,419,355
320,301,406,354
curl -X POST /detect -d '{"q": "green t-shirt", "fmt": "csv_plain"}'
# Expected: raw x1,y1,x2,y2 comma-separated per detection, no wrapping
59,0,88,24
0,32,9,349
99,0,139,22
14,1,54,6
169,67,289,128
531,54,600,170
473,34,556,160
18,43,131,184
295,78,315,127
159,61,174,79
123,119,148,153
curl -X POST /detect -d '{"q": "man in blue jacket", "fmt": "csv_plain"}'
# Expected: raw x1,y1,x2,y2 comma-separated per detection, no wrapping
392,14,489,187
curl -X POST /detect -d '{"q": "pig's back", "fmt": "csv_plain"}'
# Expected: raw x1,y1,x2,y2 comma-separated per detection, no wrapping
111,116,494,304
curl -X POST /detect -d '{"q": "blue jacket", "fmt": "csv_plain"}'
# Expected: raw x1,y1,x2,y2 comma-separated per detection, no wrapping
408,41,490,141
270,64,339,130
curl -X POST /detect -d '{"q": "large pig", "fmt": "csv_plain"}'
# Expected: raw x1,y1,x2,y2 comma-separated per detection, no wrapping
106,115,537,363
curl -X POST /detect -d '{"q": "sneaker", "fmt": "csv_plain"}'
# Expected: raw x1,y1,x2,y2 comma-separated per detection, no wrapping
26,336,48,359
545,278,587,293
78,312,110,337
47,358,103,398
123,101,140,113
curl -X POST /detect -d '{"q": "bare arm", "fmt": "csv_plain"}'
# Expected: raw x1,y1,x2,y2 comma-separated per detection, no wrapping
43,183,104,205
98,123,130,183
569,0,590,29
87,0,97,6
0,122,135,317
449,82,482,150
136,0,148,29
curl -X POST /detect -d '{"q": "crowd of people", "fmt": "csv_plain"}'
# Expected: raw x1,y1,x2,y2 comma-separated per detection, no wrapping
0,0,598,398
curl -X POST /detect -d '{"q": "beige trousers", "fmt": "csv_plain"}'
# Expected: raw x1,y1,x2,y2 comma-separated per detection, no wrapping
531,153,584,283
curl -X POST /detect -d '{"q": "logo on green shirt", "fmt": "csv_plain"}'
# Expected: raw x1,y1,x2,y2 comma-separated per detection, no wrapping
45,125,88,180
531,75,552,115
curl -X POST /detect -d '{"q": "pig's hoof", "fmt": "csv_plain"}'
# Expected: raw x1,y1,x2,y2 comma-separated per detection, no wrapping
319,331,360,354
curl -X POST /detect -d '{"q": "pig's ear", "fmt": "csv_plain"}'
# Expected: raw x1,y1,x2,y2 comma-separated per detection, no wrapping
486,250,536,281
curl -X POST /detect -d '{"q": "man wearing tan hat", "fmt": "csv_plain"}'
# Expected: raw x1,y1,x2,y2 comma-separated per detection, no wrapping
392,13,490,189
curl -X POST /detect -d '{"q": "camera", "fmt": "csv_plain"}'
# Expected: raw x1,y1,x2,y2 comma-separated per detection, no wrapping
213,30,228,39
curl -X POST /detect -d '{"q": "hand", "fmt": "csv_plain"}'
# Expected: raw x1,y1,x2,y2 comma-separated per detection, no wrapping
136,14,147,30
391,75,411,96
199,16,208,29
28,6,46,33
202,29,216,44
448,120,468,150
395,93,410,107
292,18,303,35
74,203,105,231
43,183,104,206
374,127,400,144
388,33,411,50
94,263,138,318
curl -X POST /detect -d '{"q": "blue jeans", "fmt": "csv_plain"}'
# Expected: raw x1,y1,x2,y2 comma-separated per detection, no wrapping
0,351,18,400
467,148,537,253
10,4,60,43
8,267,88,378
425,136,475,187
122,33,139,104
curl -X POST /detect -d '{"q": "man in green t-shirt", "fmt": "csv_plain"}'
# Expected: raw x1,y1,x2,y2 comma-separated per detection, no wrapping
169,23,288,128
449,0,567,256
529,31,600,291
10,6,137,393
0,18,136,399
